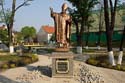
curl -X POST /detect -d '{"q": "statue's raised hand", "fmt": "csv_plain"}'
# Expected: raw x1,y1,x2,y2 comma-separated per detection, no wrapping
50,7,53,12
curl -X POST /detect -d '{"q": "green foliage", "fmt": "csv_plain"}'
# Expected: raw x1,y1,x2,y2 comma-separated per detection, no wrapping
118,2,125,24
121,65,125,71
0,0,34,50
86,57,99,66
0,55,20,62
122,12,125,23
50,34,55,42
86,56,109,67
18,57,32,65
21,26,36,41
0,29,8,43
15,32,23,43
67,0,98,46
86,55,125,72
1,64,9,69
0,9,12,24
114,64,121,70
0,54,38,70
9,63,16,68
31,54,38,62
67,0,98,21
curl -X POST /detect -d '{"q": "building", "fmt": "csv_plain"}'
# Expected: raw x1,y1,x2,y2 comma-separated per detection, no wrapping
37,25,55,43
0,25,7,30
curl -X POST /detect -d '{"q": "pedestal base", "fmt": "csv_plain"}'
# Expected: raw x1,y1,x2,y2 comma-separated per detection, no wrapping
51,52,74,78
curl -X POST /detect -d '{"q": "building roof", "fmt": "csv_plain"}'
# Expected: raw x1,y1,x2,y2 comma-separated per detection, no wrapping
42,26,55,34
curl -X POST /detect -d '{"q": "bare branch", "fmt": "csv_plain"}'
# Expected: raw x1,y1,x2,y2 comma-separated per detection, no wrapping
0,0,8,24
109,0,113,12
15,0,33,11
110,0,118,30
109,0,114,22
114,0,118,13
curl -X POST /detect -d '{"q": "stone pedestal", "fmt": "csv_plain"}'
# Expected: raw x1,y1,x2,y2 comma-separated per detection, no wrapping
51,52,74,78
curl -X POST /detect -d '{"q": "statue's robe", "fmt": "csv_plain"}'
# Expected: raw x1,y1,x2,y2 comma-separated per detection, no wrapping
51,12,71,47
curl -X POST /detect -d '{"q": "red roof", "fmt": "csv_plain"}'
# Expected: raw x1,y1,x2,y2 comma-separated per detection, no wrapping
42,26,55,34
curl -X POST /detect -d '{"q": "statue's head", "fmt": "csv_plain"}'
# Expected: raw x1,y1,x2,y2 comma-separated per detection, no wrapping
62,3,68,13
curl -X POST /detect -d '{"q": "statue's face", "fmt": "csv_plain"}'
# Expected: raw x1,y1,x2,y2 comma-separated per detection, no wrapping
62,3,68,12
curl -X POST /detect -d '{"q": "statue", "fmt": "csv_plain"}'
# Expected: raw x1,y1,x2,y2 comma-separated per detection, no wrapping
50,3,72,50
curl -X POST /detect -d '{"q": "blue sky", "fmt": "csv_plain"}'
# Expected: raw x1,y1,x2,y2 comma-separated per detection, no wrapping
13,0,71,32
1,0,125,32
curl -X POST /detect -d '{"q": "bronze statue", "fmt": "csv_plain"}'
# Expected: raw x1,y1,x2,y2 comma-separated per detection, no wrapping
50,3,72,49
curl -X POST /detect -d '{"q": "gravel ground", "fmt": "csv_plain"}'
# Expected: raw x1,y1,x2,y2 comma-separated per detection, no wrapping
0,54,125,83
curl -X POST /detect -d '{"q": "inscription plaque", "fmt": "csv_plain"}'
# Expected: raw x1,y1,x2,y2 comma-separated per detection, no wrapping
56,59,69,73
51,52,73,78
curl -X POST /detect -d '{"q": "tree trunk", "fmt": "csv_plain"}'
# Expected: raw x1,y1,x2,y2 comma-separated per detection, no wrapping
74,20,82,54
77,34,83,46
85,26,90,49
97,8,103,50
106,30,116,66
97,32,101,50
74,19,84,54
79,19,84,47
76,34,83,54
117,26,125,65
85,33,89,49
119,26,125,52
106,30,113,51
9,0,16,53
104,0,116,66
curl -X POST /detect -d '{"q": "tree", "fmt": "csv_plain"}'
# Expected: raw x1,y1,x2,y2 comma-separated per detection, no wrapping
21,26,36,43
117,2,125,65
85,16,94,49
96,0,104,49
0,29,8,44
67,0,98,53
13,31,23,44
103,0,119,66
0,0,34,53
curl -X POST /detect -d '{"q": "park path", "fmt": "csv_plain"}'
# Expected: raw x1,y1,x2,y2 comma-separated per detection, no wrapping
0,54,125,83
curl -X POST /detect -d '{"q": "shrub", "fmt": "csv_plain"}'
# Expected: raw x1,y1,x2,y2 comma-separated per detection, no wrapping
23,58,32,64
8,58,20,66
121,66,125,71
98,60,110,68
0,54,38,71
18,59,25,66
114,65,121,70
99,62,108,67
86,58,99,66
18,57,31,66
1,64,9,69
86,55,125,72
10,64,16,68
18,54,38,66
31,55,38,62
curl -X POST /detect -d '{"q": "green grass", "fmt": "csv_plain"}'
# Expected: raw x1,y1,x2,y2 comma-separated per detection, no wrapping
83,49,96,52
